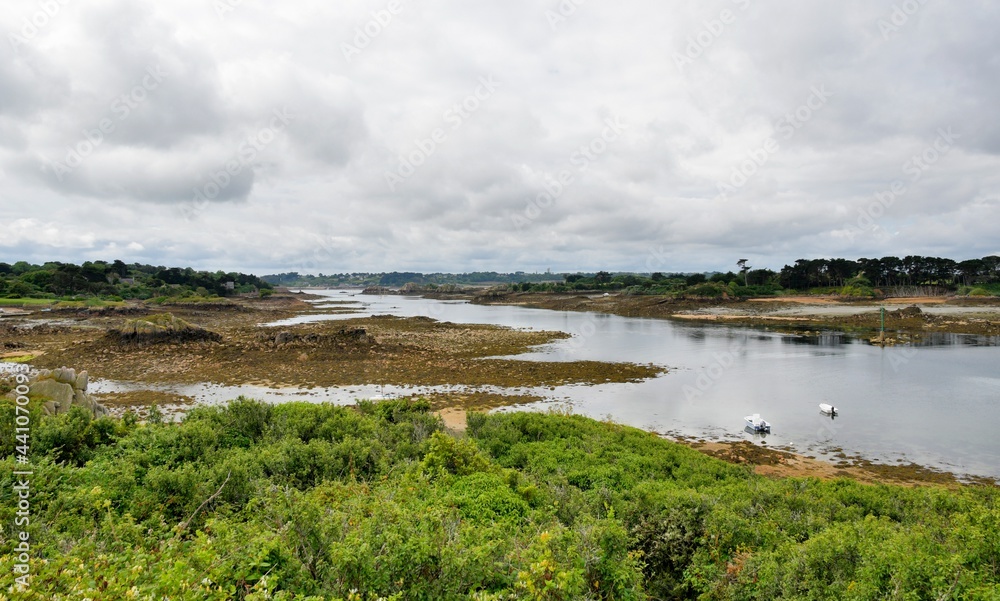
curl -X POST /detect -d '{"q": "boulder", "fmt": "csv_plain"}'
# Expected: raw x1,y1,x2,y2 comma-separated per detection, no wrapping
52,366,77,385
75,370,89,390
339,328,370,344
107,313,222,345
28,367,107,418
29,379,75,409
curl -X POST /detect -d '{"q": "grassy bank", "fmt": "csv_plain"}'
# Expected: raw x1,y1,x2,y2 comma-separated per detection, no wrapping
1,399,997,599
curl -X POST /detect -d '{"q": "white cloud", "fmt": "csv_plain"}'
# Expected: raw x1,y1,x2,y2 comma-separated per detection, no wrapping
1,0,998,274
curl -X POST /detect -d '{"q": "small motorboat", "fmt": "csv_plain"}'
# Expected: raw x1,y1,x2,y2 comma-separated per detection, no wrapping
819,403,837,415
744,414,771,433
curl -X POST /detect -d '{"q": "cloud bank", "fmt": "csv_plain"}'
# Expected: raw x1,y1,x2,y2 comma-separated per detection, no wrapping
1,0,998,274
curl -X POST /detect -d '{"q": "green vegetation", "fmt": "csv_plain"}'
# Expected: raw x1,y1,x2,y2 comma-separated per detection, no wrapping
0,298,62,307
777,255,1000,294
0,260,272,301
484,270,783,298
2,398,997,599
0,355,35,363
959,283,1000,298
519,255,1000,298
263,271,564,288
264,255,1000,300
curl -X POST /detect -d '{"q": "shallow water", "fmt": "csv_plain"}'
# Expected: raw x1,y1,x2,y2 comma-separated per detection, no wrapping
271,291,1000,480
14,290,997,479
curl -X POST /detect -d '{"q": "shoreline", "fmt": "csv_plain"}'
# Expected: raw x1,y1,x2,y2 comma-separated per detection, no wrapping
463,292,1000,338
3,289,997,488
434,405,997,487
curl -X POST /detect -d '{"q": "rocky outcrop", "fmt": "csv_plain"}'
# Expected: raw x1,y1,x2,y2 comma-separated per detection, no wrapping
361,286,396,295
107,313,222,345
28,367,108,418
274,331,296,346
256,328,372,348
892,306,923,317
474,288,511,302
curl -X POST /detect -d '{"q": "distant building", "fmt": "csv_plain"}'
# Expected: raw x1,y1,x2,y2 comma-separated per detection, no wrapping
224,281,236,291
120,278,135,285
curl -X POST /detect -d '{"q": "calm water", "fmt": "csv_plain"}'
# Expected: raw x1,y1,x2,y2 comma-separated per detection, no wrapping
273,291,1000,480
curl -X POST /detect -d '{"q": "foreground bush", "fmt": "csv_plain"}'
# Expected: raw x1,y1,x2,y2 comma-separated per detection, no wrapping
0,398,997,599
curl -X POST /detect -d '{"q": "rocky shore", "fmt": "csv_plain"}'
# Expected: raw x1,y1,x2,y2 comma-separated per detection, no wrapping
3,290,995,487
1,291,661,407
468,291,1000,337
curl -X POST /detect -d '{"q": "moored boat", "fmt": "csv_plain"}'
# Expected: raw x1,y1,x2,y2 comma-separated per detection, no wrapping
819,403,837,415
744,413,771,432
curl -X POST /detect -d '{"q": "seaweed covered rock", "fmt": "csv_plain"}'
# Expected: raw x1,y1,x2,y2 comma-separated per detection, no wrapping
27,367,108,417
107,313,222,345
256,328,371,348
892,305,923,317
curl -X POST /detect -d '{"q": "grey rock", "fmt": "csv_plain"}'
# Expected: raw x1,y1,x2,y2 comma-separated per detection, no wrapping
29,366,107,417
52,367,77,385
29,379,75,411
75,370,89,391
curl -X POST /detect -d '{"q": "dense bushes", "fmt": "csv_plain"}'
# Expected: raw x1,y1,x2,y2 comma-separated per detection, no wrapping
0,260,272,300
1,399,998,599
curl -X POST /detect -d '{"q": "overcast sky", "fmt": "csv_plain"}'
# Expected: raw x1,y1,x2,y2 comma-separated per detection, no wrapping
1,0,998,275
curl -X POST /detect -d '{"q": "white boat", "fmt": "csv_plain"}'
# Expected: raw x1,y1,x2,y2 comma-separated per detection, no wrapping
818,403,837,415
744,414,771,432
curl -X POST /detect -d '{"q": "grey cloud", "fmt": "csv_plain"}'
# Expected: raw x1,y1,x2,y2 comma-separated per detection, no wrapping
1,0,998,274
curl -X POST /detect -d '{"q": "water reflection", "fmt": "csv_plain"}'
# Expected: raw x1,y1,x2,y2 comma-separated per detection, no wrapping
743,426,770,441
780,332,851,347
260,291,1000,479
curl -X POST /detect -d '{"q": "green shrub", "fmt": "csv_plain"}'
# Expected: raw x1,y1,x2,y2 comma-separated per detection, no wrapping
839,284,876,297
3,399,999,599
686,284,725,298
33,406,125,466
448,472,529,522
422,431,492,477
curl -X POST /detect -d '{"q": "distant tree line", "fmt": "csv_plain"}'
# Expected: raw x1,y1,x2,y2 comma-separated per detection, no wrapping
778,255,1000,289
263,271,563,288
0,260,272,300
507,255,1000,298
